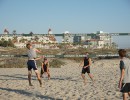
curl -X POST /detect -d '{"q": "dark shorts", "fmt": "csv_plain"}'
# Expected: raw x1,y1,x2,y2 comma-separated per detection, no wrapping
27,60,37,70
41,66,48,74
41,66,47,74
43,67,47,72
120,83,130,93
82,66,90,74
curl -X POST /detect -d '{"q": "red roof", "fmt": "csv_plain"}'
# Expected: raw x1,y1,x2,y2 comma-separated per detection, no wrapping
48,28,51,32
4,29,9,33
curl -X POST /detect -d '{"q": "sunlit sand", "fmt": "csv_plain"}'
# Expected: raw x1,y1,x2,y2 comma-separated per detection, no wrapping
0,59,122,100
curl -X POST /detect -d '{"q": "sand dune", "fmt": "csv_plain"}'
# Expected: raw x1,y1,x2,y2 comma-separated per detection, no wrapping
0,59,123,100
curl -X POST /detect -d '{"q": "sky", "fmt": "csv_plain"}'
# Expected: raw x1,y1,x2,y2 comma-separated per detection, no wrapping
0,0,130,48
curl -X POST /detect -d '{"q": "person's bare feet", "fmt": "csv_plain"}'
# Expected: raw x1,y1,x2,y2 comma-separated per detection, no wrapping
29,83,33,86
40,83,42,87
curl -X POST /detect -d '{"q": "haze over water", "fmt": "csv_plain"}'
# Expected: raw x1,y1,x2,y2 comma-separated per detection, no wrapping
112,36,130,49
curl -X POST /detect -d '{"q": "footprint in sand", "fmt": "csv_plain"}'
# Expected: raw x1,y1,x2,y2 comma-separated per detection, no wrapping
107,91,116,96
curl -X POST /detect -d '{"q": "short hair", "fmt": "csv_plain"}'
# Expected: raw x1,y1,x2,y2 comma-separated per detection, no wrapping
118,49,126,57
26,43,31,49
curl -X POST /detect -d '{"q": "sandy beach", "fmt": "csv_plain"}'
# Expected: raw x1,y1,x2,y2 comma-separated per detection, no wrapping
0,59,122,100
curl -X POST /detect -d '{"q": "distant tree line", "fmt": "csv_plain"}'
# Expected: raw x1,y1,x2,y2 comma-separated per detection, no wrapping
0,38,15,47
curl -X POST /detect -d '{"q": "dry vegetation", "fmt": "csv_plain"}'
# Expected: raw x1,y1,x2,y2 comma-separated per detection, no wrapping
49,59,66,68
1,47,130,68
0,57,27,68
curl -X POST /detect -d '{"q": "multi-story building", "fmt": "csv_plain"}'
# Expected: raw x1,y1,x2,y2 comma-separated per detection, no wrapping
74,31,112,49
62,31,72,43
96,31,112,48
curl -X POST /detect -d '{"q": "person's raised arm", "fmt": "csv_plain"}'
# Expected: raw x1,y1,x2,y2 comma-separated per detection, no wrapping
35,48,42,54
34,48,44,60
34,56,43,60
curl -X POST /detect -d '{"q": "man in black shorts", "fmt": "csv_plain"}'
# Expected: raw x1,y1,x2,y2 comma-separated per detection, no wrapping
79,52,94,85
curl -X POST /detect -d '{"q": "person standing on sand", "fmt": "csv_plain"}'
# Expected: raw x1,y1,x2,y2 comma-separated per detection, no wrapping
118,49,130,100
41,57,50,80
79,52,94,85
26,43,44,87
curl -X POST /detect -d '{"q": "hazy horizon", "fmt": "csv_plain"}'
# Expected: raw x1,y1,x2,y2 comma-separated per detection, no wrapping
112,36,130,49
0,32,130,49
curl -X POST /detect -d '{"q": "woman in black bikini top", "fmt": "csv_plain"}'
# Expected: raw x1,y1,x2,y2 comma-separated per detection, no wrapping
41,57,50,80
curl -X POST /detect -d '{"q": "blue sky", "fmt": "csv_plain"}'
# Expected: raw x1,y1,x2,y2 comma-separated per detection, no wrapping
0,0,130,48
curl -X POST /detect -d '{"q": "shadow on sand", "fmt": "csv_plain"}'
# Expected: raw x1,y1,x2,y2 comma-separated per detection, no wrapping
0,87,63,100
0,74,36,80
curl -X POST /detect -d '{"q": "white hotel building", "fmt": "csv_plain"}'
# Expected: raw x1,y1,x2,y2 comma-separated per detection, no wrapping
0,29,113,49
0,29,58,48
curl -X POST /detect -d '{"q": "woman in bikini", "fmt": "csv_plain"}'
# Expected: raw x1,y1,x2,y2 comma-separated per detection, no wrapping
41,57,50,80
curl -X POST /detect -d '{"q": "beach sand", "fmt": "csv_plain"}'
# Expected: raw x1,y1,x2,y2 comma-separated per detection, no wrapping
0,59,122,100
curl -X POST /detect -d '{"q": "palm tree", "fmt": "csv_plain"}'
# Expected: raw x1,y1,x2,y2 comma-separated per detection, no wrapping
12,30,17,35
12,36,18,43
19,38,27,43
8,39,14,47
29,31,33,36
106,43,109,49
111,42,118,49
34,36,39,42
